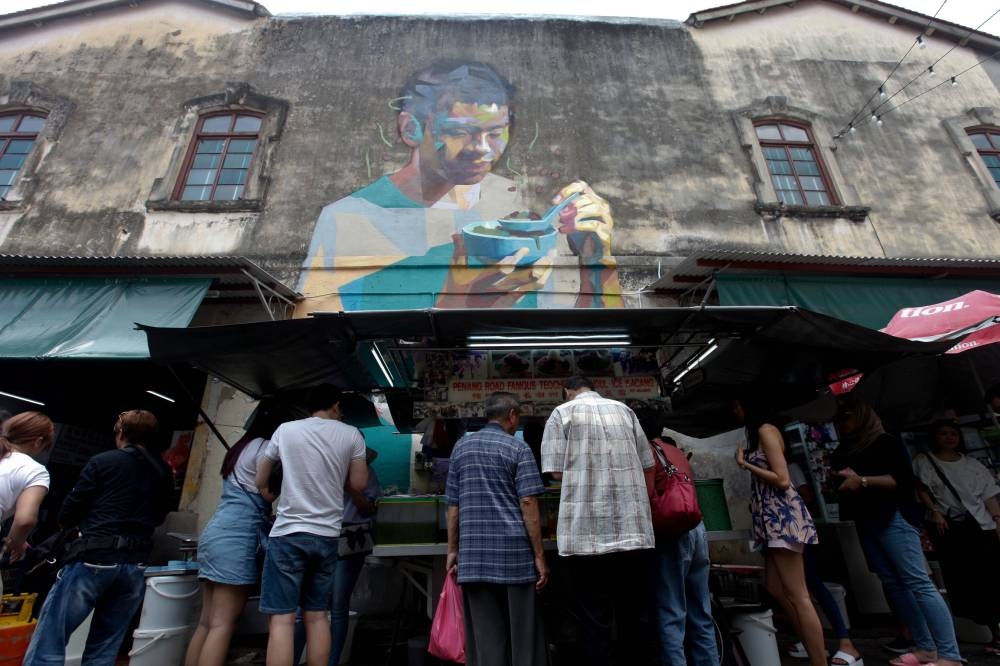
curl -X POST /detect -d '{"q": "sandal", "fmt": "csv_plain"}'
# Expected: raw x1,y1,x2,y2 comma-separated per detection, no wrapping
889,654,937,666
830,650,863,666
785,642,808,659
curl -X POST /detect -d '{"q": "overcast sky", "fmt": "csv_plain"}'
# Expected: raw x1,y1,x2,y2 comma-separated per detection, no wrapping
0,0,997,32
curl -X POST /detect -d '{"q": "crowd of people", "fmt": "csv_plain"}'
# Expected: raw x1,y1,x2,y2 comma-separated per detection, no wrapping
1,373,1000,666
735,393,1000,666
445,379,1000,666
0,408,174,665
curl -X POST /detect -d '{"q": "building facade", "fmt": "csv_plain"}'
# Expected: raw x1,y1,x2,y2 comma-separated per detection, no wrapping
3,0,1000,521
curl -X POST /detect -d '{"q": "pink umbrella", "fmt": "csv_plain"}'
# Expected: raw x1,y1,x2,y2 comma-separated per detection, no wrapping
881,290,1000,354
850,290,1000,425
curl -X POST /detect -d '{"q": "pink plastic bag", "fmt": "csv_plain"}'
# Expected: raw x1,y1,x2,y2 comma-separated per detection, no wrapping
428,573,466,663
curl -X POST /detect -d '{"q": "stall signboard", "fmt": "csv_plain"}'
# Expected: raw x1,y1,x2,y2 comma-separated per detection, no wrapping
447,376,660,403
412,374,663,419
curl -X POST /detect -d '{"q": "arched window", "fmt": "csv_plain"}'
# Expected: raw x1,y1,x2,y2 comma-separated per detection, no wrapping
754,121,838,206
0,111,46,200
174,112,263,201
966,127,1000,188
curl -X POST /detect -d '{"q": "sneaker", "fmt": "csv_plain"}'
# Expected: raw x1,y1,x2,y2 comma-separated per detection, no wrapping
882,637,916,654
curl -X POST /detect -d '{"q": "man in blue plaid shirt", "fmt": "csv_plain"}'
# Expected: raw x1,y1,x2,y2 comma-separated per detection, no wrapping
445,392,548,666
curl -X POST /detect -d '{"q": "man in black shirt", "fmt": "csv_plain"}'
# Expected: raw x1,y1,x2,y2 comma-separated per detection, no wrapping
24,409,173,666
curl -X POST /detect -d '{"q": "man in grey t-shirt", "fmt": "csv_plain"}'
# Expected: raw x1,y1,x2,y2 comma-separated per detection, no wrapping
256,385,367,666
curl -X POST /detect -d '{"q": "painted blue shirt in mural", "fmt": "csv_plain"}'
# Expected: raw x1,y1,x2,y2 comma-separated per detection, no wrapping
299,173,551,311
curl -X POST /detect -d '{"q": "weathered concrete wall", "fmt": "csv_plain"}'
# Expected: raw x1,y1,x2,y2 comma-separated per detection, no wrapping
7,0,996,301
689,0,1000,258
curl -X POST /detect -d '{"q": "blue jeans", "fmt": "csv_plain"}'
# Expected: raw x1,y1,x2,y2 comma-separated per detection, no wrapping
260,532,339,614
654,523,719,666
292,553,366,666
23,561,146,666
329,554,365,664
857,511,961,661
803,544,849,639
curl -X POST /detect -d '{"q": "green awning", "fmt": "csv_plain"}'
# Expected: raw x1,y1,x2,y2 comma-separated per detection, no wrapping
716,274,1000,330
0,278,210,359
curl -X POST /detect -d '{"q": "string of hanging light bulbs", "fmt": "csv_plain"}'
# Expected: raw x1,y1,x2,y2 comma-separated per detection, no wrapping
836,0,948,136
834,5,1000,139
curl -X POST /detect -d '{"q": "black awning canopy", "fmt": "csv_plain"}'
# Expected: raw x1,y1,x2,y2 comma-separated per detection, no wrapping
141,306,951,401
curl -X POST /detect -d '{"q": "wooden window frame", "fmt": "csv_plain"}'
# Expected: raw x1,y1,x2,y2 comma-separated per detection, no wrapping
0,110,47,200
733,97,869,222
754,120,840,207
943,109,1000,221
145,84,288,213
0,81,75,211
172,111,263,202
965,126,1000,188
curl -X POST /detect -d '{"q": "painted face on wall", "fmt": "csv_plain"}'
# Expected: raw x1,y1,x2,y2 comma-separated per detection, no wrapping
420,101,510,185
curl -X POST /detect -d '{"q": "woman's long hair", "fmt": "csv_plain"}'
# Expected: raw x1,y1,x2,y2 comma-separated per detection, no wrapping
738,393,782,453
220,401,285,479
0,411,54,460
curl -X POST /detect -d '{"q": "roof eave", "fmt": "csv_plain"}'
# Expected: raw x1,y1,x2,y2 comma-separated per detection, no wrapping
0,0,269,33
0,254,300,302
687,0,1000,53
647,249,1000,293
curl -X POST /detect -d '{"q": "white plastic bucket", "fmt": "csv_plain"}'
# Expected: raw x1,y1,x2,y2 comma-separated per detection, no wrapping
127,625,192,666
137,574,200,631
731,608,780,666
815,582,850,631
64,610,94,666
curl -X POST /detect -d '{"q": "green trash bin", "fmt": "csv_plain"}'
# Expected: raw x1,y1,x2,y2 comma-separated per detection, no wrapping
695,479,732,531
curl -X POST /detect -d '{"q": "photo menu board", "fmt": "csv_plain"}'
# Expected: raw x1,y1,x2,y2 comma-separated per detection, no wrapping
409,348,666,419
448,376,660,403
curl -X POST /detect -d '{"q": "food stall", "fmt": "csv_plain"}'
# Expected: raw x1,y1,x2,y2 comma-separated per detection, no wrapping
140,305,954,662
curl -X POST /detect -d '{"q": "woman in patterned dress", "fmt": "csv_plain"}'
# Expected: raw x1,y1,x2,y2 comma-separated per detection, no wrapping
734,397,829,666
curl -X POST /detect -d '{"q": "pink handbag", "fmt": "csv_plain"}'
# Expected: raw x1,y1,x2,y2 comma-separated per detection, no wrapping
428,573,466,663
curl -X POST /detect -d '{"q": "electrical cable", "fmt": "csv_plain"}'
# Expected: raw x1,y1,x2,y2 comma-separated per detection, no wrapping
864,7,1000,121
838,0,948,135
878,47,1000,120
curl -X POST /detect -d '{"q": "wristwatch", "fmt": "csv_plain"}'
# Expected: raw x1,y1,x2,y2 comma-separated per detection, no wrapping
860,476,868,488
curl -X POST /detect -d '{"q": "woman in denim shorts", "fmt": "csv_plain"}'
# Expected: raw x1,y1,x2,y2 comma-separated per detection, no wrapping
185,405,283,666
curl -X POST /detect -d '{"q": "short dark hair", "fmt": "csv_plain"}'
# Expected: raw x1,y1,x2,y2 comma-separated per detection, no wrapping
931,419,966,452
484,392,520,420
986,383,1000,404
306,384,343,414
400,59,514,123
116,409,161,451
634,407,663,441
563,376,594,392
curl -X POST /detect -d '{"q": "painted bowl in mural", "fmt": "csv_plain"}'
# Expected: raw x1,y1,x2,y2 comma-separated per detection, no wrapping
496,217,555,233
461,221,558,266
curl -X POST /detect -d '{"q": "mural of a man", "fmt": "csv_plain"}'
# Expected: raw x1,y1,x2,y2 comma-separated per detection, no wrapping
299,59,621,310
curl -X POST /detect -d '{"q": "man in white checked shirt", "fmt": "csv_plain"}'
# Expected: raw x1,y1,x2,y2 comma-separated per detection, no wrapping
541,375,656,666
